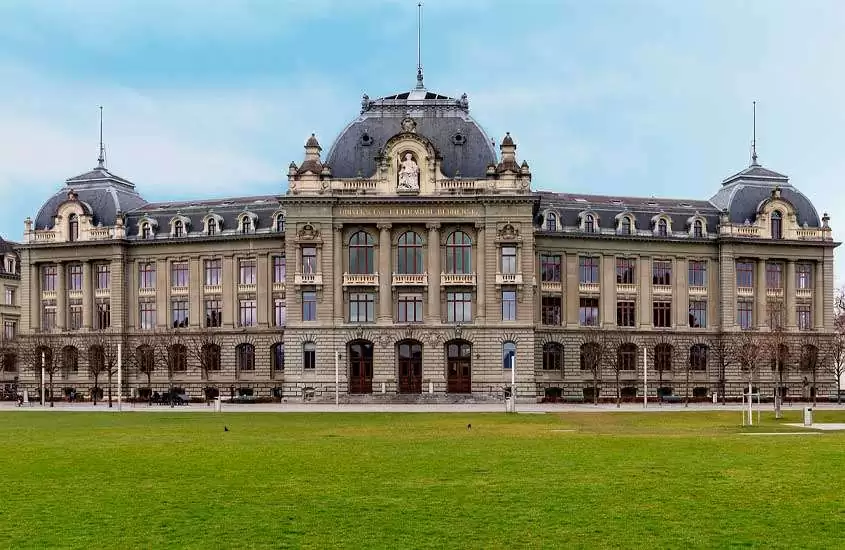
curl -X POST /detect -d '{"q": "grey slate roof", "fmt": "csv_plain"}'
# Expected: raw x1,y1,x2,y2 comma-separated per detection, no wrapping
710,163,821,227
34,166,147,230
325,88,497,179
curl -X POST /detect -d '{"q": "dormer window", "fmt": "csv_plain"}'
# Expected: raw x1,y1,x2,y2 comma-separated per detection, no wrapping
241,217,251,234
771,210,783,239
4,257,14,274
68,214,79,242
141,223,151,239
657,219,668,237
693,220,704,238
275,215,285,232
545,212,557,232
621,217,631,235
207,219,217,236
584,215,595,233
174,220,184,237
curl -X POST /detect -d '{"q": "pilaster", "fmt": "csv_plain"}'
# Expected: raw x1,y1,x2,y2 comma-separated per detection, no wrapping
56,261,66,330
718,249,735,329
156,259,168,328
638,256,651,329
257,253,269,327
675,257,688,328
189,257,200,328
378,223,392,323
476,222,486,320
427,223,440,323
601,254,616,327
815,259,825,330
333,224,343,323
756,258,767,328
785,260,796,329
566,253,579,325
82,261,93,330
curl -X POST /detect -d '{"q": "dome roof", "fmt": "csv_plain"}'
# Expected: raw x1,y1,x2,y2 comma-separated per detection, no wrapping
34,166,147,230
709,163,821,227
325,85,497,179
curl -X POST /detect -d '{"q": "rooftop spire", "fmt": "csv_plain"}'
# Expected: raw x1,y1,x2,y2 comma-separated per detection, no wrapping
415,2,424,89
750,100,759,167
97,105,106,169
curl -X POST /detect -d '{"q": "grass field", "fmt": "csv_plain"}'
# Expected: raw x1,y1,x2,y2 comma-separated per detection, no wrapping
1,410,844,549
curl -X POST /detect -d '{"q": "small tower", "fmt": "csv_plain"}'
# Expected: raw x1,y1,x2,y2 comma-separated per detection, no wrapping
297,134,324,175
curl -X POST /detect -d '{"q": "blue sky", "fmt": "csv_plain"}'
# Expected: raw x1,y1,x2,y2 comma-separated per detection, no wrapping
1,0,843,277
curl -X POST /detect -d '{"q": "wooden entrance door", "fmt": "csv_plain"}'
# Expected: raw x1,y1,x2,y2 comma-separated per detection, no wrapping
348,340,373,394
446,340,472,394
398,341,422,394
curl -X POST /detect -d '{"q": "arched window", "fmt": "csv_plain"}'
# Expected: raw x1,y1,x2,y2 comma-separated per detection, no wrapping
800,344,818,372
690,344,708,371
68,214,79,242
542,342,563,371
207,218,217,236
502,341,516,369
141,223,151,239
445,231,472,274
272,343,285,372
36,346,53,371
771,344,788,374
620,217,632,235
618,343,637,371
202,343,221,372
275,215,285,232
693,220,704,238
169,344,187,372
0,350,16,372
88,345,105,374
174,220,184,237
396,231,423,274
241,216,252,234
136,345,155,376
655,343,672,372
546,213,557,232
62,345,79,373
348,231,375,274
580,342,602,371
584,214,595,233
236,343,255,371
657,219,668,237
771,210,783,239
302,342,316,370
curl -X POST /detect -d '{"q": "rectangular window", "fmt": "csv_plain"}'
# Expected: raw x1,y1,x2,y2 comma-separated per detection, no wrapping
171,262,189,288
272,255,286,283
501,246,517,274
95,301,110,330
797,305,812,330
239,299,256,327
205,299,222,327
67,264,82,291
397,294,423,323
239,259,256,285
3,321,15,340
652,260,672,286
653,301,672,328
766,262,783,289
617,300,636,327
4,287,13,305
42,301,56,330
172,299,189,328
616,258,636,284
42,265,57,292
273,343,285,371
138,262,156,289
737,301,753,329
540,254,561,283
541,296,561,325
96,264,110,290
502,290,517,321
302,247,317,274
348,293,375,323
139,301,156,330
768,302,784,329
302,291,317,321
273,298,286,327
579,256,599,284
446,292,472,323
303,344,316,370
796,263,813,290
736,261,754,288
204,259,222,286
68,301,82,330
689,300,707,328
579,297,599,326
688,260,707,287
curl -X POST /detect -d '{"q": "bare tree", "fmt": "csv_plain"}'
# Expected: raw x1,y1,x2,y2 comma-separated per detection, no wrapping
84,338,106,406
646,332,675,403
826,286,845,404
732,329,765,403
132,331,160,403
685,337,710,407
798,331,822,407
578,329,605,405
184,326,223,402
86,331,122,408
765,301,790,419
0,327,19,378
21,332,60,407
708,331,734,405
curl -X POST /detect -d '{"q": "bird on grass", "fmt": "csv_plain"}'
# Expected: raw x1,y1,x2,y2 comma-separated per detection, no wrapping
224,426,229,432
467,423,472,431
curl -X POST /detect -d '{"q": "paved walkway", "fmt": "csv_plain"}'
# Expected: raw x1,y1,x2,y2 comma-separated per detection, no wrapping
3,401,845,413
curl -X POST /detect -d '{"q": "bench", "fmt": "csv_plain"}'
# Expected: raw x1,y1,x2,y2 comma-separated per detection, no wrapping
662,395,683,404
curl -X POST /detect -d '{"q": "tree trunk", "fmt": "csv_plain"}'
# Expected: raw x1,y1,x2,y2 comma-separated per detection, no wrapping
593,371,598,405
812,369,817,408
107,371,113,408
721,369,726,406
93,374,99,406
616,372,620,408
685,368,690,408
775,370,783,420
147,373,152,405
49,373,54,408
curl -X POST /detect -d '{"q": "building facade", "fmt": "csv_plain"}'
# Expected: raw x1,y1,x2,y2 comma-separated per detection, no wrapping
14,78,839,402
0,237,20,395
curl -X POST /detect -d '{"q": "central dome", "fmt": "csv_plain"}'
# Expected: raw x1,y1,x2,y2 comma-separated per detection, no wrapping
325,85,498,179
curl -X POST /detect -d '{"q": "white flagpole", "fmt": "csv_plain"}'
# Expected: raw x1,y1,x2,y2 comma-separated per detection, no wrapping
642,346,647,408
40,350,45,406
511,353,516,413
117,342,123,412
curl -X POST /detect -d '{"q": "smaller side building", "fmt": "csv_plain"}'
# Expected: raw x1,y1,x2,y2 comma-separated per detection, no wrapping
0,237,21,393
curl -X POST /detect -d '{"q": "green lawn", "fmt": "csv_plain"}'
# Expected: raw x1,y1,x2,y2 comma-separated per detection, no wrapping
1,410,843,549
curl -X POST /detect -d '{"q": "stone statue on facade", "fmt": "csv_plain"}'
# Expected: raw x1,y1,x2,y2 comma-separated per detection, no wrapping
397,153,420,190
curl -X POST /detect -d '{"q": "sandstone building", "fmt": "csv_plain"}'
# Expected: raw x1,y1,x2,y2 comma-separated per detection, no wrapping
12,74,839,402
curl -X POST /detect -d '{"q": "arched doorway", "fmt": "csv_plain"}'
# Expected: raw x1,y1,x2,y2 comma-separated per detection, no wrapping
348,340,373,394
397,340,422,394
446,340,472,394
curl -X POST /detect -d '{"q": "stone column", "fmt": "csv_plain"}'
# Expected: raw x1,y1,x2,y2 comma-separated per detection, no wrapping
189,257,200,328
785,260,797,329
565,253,579,325
157,259,168,328
559,252,567,328
56,261,66,330
427,223,440,323
29,262,40,331
126,260,137,330
475,222,486,320
815,259,825,330
333,224,344,323
638,256,651,329
257,253,269,327
756,258,767,328
675,257,688,328
718,249,735,329
601,254,616,327
111,256,125,331
82,261,93,330
708,258,720,329
823,253,834,329
378,223,392,323
223,255,235,328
